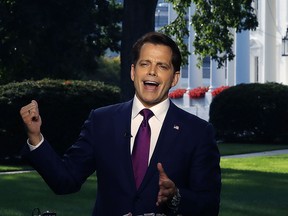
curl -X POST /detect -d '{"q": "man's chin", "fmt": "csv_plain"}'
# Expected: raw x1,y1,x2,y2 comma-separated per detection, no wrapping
139,98,159,108
142,98,167,108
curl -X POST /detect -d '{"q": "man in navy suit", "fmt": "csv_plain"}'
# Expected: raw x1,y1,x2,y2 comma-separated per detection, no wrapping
20,32,221,215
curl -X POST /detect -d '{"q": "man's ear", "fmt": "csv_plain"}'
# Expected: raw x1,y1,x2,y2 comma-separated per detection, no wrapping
171,71,180,87
130,64,135,81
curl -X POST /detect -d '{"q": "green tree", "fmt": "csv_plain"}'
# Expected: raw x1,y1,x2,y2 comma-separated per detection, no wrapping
0,0,122,84
162,0,258,67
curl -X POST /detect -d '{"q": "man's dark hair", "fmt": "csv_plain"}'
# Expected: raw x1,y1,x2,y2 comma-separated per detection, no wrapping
131,32,182,72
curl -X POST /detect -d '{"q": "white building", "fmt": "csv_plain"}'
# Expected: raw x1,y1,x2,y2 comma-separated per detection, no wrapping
175,0,288,89
162,0,288,120
249,0,288,85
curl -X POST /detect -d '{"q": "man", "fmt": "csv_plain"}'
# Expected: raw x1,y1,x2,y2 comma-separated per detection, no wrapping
20,32,221,215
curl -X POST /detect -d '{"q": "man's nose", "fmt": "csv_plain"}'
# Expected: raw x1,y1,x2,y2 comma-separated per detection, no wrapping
148,65,157,76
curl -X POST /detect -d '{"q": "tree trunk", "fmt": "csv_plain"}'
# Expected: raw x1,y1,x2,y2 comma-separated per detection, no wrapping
120,0,158,101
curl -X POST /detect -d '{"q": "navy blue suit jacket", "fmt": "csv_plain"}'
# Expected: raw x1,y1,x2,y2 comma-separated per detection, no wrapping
23,100,221,216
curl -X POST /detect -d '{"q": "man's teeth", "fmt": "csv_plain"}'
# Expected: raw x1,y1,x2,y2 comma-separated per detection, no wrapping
144,81,159,86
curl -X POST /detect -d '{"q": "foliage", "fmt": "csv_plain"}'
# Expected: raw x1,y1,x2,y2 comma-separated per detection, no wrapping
168,88,186,99
211,85,230,97
160,0,191,65
0,79,121,158
209,83,288,143
169,86,209,99
85,56,121,86
188,86,209,98
162,0,258,67
0,0,122,84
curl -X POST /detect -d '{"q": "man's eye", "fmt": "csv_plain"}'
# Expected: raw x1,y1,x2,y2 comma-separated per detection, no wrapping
159,65,169,70
140,62,148,67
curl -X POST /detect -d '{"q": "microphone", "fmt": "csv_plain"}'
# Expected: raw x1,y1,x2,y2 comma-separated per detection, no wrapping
124,131,132,138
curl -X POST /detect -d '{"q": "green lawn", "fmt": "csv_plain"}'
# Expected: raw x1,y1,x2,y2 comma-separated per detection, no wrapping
0,165,32,172
218,142,288,156
1,143,288,216
220,154,288,216
0,172,96,216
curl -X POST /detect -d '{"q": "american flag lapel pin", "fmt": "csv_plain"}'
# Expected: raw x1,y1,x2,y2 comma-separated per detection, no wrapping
173,125,180,130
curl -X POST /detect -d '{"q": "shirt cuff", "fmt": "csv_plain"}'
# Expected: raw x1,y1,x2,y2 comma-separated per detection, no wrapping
27,134,44,151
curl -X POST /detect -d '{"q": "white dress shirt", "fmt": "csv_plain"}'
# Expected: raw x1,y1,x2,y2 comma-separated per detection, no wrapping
131,95,169,163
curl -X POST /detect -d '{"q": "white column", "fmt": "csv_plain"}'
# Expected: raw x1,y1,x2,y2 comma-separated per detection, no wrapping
187,3,202,90
209,59,226,91
263,0,276,82
227,30,236,86
183,3,202,107
227,60,235,86
235,31,250,84
168,3,177,23
167,3,182,90
278,0,288,84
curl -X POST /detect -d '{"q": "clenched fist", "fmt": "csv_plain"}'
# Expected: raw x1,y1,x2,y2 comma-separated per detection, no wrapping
20,100,42,145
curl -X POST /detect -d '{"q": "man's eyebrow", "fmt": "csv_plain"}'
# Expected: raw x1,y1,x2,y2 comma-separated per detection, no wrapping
157,62,169,65
138,59,150,63
157,62,171,67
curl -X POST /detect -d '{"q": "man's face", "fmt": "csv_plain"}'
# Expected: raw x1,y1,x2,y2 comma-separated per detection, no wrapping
131,43,180,108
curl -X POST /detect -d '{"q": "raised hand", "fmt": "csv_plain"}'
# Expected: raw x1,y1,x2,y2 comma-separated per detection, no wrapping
19,100,42,145
156,162,177,206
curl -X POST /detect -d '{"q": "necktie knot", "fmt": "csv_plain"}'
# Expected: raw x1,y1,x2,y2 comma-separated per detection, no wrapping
140,109,154,127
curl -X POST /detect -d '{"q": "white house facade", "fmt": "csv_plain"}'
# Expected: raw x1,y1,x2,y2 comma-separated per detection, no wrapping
181,0,288,89
159,0,288,120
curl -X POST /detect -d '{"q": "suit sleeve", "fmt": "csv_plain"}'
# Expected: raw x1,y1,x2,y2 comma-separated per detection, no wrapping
22,110,97,195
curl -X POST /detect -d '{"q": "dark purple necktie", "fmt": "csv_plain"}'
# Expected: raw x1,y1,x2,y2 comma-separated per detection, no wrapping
132,109,154,189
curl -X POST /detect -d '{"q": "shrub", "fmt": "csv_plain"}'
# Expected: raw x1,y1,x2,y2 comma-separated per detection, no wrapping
84,56,120,86
209,82,288,143
0,79,121,162
188,87,209,98
168,88,186,99
211,86,230,97
168,87,209,99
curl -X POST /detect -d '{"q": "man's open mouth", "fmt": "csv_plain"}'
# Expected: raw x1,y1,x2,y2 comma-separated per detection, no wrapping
143,81,159,87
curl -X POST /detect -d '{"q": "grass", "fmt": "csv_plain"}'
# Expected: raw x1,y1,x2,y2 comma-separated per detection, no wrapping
0,165,32,172
1,143,288,216
220,154,288,216
0,172,96,216
218,142,288,156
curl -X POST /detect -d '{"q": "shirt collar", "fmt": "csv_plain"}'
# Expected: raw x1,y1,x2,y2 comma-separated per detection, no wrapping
132,95,170,123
